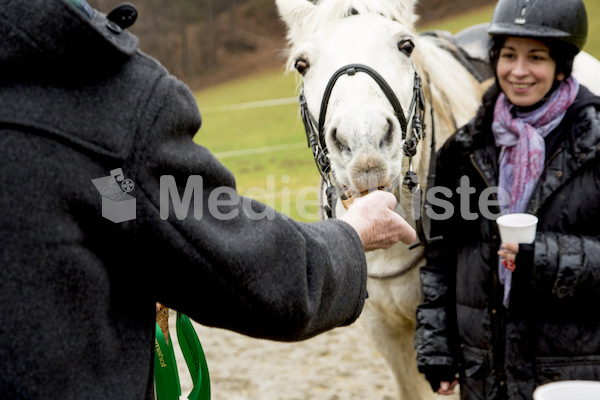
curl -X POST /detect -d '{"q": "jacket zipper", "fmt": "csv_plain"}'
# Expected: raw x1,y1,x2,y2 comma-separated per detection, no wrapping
469,153,501,215
545,146,564,168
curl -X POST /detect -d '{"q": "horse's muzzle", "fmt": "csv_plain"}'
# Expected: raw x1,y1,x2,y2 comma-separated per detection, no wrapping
340,183,394,209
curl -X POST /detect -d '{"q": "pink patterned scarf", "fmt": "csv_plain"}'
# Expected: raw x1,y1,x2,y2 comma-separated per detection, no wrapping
492,76,579,307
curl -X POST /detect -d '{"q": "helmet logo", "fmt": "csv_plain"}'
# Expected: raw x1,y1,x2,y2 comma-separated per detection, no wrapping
515,5,527,25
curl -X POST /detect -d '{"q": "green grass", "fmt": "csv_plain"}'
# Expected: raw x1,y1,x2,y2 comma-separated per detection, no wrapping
418,4,496,33
193,3,599,222
582,0,600,59
193,68,322,221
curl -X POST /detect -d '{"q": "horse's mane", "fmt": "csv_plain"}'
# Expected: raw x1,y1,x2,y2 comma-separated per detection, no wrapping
409,33,485,177
412,34,484,132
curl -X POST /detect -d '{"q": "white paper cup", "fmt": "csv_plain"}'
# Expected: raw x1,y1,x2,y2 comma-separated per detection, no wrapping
533,380,600,400
496,213,538,244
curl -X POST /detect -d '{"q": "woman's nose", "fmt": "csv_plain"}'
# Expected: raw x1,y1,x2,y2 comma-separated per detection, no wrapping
511,57,529,77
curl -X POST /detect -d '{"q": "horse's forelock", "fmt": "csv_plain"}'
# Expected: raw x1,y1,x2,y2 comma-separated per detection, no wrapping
285,0,419,69
309,0,418,35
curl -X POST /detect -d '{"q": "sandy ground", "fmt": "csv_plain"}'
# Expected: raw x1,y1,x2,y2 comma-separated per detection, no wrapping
166,312,459,400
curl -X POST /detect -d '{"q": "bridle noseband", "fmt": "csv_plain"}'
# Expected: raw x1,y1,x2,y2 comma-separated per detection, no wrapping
299,63,427,219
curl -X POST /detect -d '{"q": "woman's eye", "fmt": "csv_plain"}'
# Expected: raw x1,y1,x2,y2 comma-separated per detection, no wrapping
530,53,548,62
398,39,415,56
295,58,310,75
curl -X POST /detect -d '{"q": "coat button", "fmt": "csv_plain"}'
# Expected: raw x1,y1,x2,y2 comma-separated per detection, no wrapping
555,171,563,178
107,3,138,29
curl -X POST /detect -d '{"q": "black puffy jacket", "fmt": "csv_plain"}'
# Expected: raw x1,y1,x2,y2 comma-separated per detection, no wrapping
415,85,600,399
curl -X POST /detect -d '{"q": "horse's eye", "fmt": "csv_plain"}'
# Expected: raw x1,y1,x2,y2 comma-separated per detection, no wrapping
398,39,415,56
295,58,310,75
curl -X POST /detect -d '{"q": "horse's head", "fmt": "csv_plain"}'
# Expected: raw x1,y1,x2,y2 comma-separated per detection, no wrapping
277,0,426,211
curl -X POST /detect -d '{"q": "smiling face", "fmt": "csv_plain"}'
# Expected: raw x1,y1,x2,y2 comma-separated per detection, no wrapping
496,37,564,107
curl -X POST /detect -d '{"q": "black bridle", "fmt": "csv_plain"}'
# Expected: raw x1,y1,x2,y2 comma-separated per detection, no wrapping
299,63,442,279
299,63,428,219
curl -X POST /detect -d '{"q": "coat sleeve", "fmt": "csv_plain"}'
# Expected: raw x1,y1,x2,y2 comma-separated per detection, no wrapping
512,130,600,303
415,237,457,369
127,73,368,342
514,232,600,301
415,146,458,371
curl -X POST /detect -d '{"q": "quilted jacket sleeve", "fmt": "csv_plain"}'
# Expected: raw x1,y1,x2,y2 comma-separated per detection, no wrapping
415,146,459,372
515,232,600,301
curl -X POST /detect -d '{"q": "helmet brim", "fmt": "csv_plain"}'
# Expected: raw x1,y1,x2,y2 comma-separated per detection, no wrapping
488,23,571,39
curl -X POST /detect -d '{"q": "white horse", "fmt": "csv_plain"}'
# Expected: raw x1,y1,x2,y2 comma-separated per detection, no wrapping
275,1,600,399
276,1,482,398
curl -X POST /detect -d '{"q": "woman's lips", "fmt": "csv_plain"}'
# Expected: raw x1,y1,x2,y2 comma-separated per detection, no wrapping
511,82,534,91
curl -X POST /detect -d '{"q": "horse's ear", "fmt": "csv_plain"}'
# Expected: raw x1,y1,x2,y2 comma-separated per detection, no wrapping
390,0,419,27
275,0,315,42
392,0,418,12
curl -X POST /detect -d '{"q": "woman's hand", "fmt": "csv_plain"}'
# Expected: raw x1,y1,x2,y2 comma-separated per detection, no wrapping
498,243,519,272
438,379,459,395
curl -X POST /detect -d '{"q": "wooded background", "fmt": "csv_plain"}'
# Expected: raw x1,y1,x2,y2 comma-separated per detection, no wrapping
87,0,496,90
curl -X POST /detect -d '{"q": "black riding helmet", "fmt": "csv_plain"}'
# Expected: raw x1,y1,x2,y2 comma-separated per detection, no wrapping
487,0,588,53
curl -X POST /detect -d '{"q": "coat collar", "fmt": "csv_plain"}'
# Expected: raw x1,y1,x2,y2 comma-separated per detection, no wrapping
527,88,600,214
0,0,137,71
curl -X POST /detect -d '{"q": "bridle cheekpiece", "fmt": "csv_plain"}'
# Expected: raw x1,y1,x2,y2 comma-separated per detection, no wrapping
299,63,428,219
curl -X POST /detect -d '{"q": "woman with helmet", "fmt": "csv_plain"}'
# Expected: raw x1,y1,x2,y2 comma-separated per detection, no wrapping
414,0,600,398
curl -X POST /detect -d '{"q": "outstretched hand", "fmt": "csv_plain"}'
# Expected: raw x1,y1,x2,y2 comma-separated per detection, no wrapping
340,191,416,251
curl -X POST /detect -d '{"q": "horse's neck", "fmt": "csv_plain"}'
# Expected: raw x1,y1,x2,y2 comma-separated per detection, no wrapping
416,36,483,120
408,37,484,187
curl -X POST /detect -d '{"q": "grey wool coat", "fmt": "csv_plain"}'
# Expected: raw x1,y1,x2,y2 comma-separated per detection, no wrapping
0,1,368,399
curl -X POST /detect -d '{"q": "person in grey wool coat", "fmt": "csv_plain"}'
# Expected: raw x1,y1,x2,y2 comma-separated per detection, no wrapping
0,0,417,399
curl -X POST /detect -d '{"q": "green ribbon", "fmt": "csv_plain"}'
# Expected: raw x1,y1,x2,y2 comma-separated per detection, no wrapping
154,313,211,400
154,322,181,400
